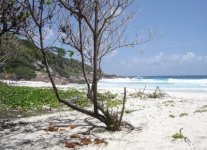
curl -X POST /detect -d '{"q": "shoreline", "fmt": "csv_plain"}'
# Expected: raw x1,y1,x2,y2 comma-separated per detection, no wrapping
1,79,207,100
1,79,207,90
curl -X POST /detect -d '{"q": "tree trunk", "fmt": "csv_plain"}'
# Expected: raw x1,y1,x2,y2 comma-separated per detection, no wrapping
92,0,99,115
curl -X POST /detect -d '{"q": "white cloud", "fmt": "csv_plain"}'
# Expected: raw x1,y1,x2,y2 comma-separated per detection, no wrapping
181,52,195,61
112,52,207,75
126,52,207,66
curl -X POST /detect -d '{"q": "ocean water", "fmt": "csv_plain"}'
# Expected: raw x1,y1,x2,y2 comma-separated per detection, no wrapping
98,75,207,90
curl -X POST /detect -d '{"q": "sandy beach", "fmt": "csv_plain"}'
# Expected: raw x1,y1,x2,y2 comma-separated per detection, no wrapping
0,81,207,150
1,0,207,149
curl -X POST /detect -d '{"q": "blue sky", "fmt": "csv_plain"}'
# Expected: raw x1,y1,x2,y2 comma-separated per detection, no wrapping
102,0,207,76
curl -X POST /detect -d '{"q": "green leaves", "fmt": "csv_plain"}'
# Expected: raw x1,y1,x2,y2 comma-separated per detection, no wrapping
22,12,30,19
69,51,74,57
45,0,52,5
51,47,66,58
0,83,88,110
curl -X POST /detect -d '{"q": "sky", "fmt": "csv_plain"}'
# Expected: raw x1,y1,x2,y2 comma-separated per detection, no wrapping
101,0,207,76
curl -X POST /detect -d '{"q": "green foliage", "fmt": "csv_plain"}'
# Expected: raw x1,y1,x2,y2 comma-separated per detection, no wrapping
22,11,30,19
172,129,192,145
1,37,92,80
6,65,36,80
51,46,66,58
45,0,52,5
0,83,88,111
97,91,121,108
98,91,118,100
69,51,74,57
179,113,188,117
59,89,91,108
106,99,122,108
172,128,186,140
172,132,184,139
194,105,207,113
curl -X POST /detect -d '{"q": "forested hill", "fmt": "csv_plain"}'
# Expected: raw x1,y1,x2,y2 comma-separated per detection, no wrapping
0,36,93,84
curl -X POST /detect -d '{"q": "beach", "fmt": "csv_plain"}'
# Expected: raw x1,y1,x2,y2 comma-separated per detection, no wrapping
0,80,207,150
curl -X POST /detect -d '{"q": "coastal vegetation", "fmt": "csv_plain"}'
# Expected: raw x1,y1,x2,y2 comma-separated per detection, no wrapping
194,105,207,113
179,113,188,117
0,35,92,82
0,81,87,118
129,87,166,99
172,129,185,140
0,82,122,118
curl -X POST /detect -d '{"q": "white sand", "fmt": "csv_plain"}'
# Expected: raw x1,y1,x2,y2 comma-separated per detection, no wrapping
0,80,207,150
0,80,86,89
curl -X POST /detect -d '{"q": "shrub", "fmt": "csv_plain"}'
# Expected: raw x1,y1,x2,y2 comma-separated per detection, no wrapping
179,113,188,117
172,128,185,139
6,65,36,80
0,84,88,110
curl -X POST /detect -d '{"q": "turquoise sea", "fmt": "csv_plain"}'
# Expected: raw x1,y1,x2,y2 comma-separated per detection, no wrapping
98,75,207,90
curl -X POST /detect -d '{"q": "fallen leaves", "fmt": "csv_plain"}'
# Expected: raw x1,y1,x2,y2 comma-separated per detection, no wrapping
42,124,107,149
43,126,59,132
94,138,108,145
65,142,81,148
65,133,108,149
81,137,92,145
43,124,77,132
69,125,77,129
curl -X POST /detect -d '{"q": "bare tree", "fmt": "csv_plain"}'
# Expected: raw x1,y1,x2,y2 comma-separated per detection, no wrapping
23,0,114,129
58,0,151,130
23,0,150,131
